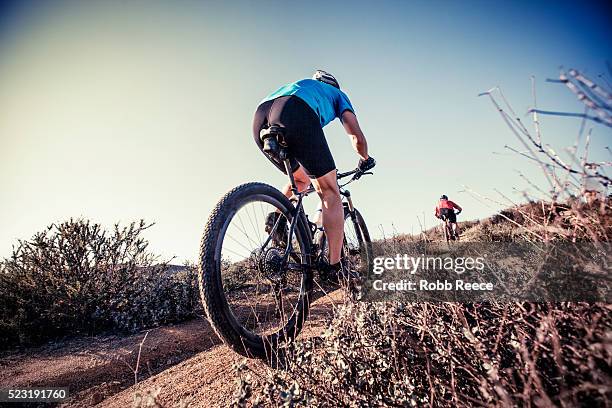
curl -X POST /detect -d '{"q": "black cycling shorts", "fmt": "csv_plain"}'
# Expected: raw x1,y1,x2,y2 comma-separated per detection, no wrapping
439,208,457,223
252,95,336,179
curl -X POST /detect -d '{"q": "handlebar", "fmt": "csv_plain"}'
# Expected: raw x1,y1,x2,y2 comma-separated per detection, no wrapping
337,168,373,180
298,168,372,196
337,169,359,179
337,168,373,188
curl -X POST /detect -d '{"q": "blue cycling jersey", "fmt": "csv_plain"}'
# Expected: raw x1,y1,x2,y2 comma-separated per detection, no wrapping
261,79,355,128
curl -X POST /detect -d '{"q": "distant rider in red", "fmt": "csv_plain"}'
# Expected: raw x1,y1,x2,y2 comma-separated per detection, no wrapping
435,195,462,239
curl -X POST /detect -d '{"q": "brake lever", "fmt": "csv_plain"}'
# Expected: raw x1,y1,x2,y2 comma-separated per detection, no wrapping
352,170,374,181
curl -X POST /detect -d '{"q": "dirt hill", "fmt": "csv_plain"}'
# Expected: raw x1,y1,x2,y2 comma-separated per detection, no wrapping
0,289,342,407
2,200,608,406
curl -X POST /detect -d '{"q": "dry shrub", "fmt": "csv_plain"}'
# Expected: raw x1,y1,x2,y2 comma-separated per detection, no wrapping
221,258,250,291
0,219,199,350
235,301,610,407
474,69,611,243
234,211,610,406
476,198,611,242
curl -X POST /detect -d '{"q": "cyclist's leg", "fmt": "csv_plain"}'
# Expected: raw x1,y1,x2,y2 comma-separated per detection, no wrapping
253,96,342,261
275,97,342,265
281,165,310,198
449,212,458,237
311,170,343,265
452,223,460,239
440,211,449,237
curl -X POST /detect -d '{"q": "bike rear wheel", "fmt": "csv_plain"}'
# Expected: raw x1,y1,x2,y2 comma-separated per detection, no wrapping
198,182,313,360
445,223,449,242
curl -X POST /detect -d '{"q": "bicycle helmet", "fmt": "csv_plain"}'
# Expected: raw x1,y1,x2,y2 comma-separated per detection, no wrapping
440,195,448,200
313,70,340,89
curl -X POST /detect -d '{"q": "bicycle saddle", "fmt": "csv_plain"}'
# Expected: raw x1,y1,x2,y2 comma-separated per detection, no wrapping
259,125,288,158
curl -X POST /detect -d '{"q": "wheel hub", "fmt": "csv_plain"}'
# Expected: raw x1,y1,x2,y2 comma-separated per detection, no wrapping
259,247,285,282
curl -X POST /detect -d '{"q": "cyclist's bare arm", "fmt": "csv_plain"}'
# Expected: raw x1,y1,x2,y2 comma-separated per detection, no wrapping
341,111,368,160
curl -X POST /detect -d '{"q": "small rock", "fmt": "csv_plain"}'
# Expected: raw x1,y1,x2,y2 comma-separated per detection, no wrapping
90,392,104,405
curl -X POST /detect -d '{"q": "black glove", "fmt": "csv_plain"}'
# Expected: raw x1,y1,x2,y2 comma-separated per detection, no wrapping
358,156,376,172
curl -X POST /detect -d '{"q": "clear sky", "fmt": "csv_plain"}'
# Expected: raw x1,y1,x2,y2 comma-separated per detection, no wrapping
1,0,610,262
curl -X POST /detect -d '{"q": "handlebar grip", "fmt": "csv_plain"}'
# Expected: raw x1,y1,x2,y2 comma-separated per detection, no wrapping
352,170,373,181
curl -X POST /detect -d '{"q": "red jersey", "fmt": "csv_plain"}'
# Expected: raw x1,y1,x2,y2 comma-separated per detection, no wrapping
435,199,462,217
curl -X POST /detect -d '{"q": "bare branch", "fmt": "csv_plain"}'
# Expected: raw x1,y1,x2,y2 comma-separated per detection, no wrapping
527,109,612,128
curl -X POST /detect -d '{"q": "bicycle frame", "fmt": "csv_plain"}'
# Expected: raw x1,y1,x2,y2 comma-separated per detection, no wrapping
442,218,452,241
441,212,459,242
259,158,369,269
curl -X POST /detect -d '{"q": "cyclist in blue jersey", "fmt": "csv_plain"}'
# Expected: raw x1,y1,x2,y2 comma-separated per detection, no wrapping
253,70,375,276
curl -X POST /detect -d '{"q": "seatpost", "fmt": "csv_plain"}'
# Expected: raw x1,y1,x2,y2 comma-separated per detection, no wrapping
284,159,299,195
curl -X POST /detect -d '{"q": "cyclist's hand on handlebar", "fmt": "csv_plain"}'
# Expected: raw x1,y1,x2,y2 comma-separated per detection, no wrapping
358,156,376,172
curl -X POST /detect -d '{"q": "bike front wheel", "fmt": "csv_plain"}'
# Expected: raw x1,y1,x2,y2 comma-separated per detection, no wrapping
198,182,313,360
319,206,373,283
342,206,373,276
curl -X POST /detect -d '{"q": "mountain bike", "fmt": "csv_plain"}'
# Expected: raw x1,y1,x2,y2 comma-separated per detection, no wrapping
198,126,373,360
440,210,460,243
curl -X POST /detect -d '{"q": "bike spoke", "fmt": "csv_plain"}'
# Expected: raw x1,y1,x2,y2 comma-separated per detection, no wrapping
236,212,258,249
224,232,256,258
245,203,263,246
218,199,306,338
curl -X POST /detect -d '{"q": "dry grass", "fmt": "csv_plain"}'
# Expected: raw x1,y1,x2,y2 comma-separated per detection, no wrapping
231,200,611,406
233,301,610,407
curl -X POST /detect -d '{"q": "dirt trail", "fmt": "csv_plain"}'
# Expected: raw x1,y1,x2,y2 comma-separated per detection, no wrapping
0,318,220,406
99,290,342,407
0,289,342,407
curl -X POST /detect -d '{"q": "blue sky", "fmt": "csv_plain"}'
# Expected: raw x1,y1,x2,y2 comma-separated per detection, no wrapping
0,0,610,261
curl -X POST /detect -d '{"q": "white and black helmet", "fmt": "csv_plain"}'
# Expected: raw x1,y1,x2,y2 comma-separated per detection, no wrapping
313,70,340,89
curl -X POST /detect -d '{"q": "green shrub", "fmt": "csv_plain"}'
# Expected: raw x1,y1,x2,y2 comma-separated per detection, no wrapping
0,219,199,350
